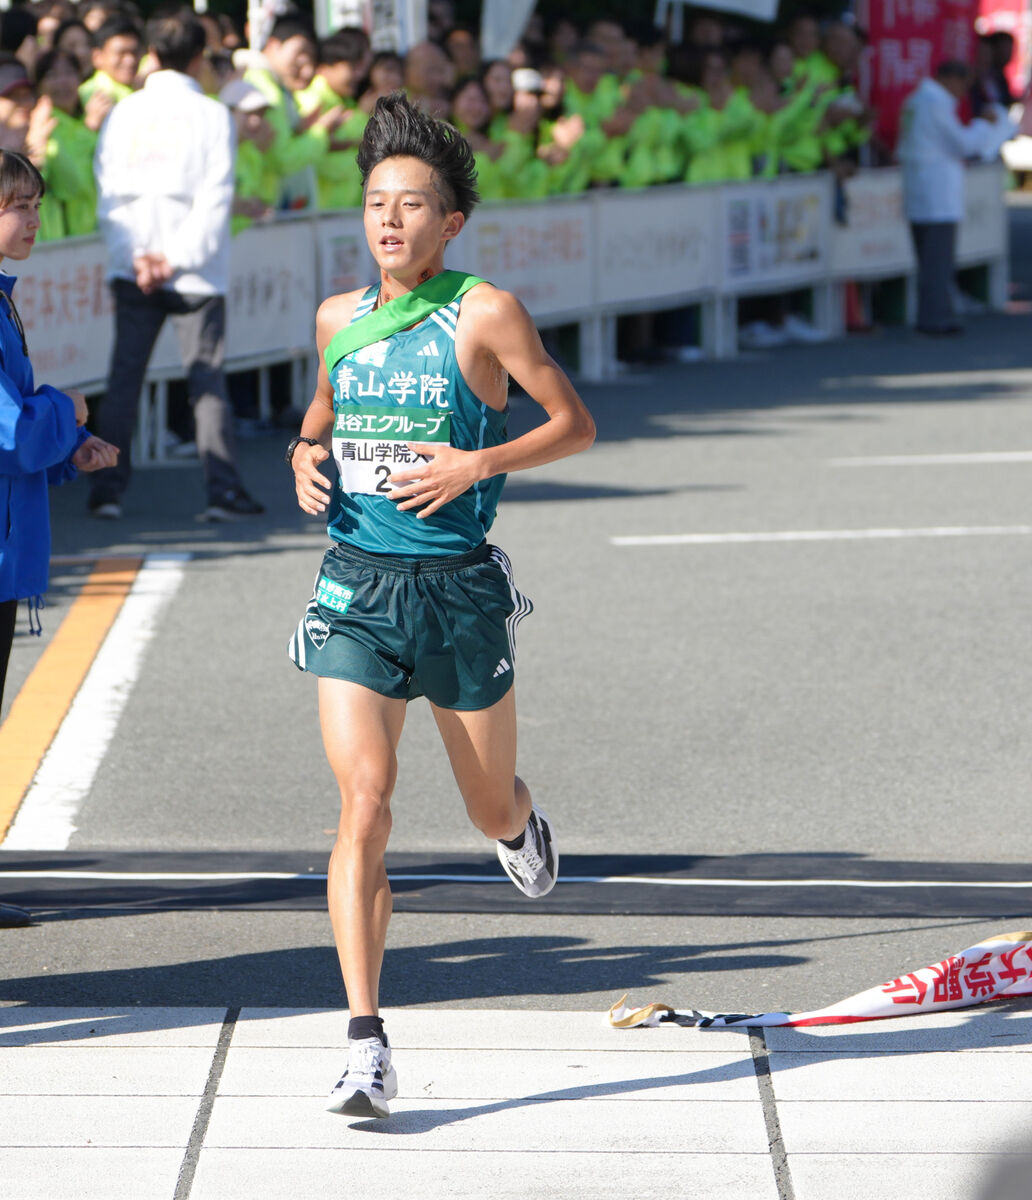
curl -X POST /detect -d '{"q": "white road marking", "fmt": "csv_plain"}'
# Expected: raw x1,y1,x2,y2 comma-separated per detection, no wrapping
831,451,1032,466
611,526,1032,547
1,870,1030,890
2,554,190,851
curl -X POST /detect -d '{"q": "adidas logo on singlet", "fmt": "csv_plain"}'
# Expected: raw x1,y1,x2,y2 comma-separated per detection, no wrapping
416,340,440,358
493,657,511,678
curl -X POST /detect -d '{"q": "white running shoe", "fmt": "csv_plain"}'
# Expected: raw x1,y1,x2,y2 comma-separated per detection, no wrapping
496,806,558,898
326,1034,398,1119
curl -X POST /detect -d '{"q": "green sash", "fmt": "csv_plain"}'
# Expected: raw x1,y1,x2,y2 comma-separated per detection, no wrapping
323,270,487,374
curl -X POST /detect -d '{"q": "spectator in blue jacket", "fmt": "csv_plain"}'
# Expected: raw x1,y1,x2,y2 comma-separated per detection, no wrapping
0,149,117,711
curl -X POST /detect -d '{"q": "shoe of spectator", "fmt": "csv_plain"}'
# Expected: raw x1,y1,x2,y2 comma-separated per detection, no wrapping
200,489,265,522
665,345,704,364
0,902,32,927
783,314,831,344
88,501,123,520
738,321,789,350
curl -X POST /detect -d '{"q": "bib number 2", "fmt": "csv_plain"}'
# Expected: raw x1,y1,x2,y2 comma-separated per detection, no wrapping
332,405,452,497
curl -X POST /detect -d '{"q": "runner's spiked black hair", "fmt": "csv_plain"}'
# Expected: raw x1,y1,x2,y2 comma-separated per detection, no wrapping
357,92,480,219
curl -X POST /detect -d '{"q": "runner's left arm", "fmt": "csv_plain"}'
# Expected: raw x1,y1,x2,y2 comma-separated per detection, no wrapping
390,288,595,519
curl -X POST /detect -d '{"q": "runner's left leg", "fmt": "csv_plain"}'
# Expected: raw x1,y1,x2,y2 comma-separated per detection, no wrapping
430,687,531,841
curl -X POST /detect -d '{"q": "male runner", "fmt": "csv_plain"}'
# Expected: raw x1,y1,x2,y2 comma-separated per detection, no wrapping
287,93,595,1119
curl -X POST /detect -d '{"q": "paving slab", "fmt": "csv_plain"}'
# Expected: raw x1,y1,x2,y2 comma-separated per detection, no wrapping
232,1005,753,1051
777,1100,1032,1154
1,1148,185,1200
189,1148,781,1200
0,1095,200,1148
768,1050,1032,1100
203,1095,770,1152
0,1006,227,1047
1,1046,217,1095
789,1153,989,1200
216,1045,760,1101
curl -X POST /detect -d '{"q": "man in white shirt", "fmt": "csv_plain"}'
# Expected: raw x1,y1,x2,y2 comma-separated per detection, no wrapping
898,60,1014,335
89,6,262,520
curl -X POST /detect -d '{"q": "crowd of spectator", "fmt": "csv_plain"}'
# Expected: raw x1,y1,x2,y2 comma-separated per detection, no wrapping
0,0,893,242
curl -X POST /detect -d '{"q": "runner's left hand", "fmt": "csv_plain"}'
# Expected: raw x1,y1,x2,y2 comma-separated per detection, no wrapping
389,443,481,519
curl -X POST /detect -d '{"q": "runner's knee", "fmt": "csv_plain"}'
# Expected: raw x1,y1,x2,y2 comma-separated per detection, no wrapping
336,788,393,850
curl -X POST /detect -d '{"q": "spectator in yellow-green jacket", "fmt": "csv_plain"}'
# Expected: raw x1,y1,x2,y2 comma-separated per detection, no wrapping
245,14,344,211
219,79,278,234
679,47,764,184
79,14,141,106
296,28,371,210
34,48,111,240
562,40,634,185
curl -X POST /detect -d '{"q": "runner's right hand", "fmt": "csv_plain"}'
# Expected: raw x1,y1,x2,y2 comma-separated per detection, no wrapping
293,442,332,515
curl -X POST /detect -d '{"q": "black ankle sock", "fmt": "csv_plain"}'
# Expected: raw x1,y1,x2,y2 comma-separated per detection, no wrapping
349,1015,386,1045
498,828,526,850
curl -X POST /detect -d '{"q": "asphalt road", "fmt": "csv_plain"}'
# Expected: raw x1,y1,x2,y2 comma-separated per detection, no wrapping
3,203,1032,1018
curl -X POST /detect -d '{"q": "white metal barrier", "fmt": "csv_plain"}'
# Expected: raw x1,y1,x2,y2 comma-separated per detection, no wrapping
13,164,1007,462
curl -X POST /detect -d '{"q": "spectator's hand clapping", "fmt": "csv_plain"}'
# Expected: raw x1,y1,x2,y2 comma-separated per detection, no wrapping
72,436,119,472
84,90,115,133
24,96,57,169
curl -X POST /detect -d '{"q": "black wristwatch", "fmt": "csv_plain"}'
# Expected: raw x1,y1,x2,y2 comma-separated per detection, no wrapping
285,435,320,467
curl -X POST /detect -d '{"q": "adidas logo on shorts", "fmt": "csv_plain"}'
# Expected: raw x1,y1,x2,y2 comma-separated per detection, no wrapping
493,657,511,678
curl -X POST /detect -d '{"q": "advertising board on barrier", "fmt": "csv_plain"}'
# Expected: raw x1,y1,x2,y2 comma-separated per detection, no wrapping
719,174,833,294
594,185,717,309
957,162,1009,265
15,218,320,391
450,198,594,321
10,167,1007,398
316,211,376,301
829,168,915,279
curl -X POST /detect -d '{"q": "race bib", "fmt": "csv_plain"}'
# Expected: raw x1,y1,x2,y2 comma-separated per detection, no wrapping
332,405,452,496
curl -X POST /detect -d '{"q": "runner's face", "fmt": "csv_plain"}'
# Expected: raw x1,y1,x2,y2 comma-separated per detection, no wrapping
0,190,42,261
363,156,462,282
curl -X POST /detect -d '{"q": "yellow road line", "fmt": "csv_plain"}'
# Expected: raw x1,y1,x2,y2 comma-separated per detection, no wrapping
0,556,142,841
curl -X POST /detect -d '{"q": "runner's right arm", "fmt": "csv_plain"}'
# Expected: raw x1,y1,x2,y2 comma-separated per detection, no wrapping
292,291,362,516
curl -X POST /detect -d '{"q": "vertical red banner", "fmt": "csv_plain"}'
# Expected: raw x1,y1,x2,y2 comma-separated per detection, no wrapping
858,0,978,148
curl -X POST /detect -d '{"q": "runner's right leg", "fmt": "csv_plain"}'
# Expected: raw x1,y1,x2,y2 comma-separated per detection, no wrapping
319,678,406,1116
319,677,407,1016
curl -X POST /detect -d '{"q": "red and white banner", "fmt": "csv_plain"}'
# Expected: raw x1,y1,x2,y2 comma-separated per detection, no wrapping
859,0,979,148
609,931,1032,1029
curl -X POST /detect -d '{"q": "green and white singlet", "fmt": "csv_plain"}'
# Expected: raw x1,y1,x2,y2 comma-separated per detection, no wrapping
326,284,508,557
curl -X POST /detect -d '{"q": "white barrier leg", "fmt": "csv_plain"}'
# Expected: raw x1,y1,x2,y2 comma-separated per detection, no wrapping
709,295,738,359
814,281,845,339
258,366,271,423
153,380,168,462
987,255,1009,311
578,314,617,382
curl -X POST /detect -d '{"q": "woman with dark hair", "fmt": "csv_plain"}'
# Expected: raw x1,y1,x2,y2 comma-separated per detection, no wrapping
0,149,116,705
51,18,93,76
33,48,109,239
479,58,513,139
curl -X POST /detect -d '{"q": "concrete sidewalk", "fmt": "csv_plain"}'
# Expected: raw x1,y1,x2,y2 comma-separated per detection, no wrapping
2,1004,1030,1200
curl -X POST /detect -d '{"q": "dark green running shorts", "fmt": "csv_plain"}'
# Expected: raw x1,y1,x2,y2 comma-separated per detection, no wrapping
287,541,533,711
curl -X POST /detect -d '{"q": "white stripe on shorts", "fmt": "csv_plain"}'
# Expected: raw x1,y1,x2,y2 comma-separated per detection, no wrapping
489,545,532,666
